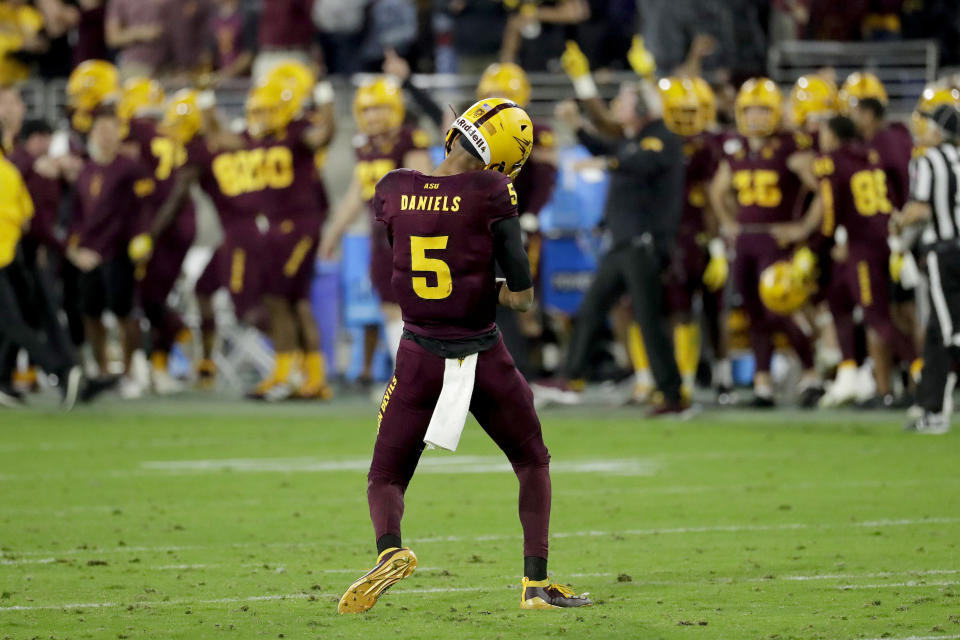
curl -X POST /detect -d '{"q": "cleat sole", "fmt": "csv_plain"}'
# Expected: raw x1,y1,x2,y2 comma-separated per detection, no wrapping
338,549,417,614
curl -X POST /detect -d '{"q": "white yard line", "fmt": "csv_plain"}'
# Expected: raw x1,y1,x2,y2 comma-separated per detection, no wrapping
0,586,487,612
861,636,960,640
4,516,958,561
838,581,958,590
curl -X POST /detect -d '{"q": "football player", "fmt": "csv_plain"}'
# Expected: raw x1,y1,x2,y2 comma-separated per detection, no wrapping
813,116,919,405
117,77,195,395
241,64,336,401
657,76,725,400
68,106,155,398
159,89,262,388
382,53,560,378
708,78,822,407
338,98,590,614
319,77,432,382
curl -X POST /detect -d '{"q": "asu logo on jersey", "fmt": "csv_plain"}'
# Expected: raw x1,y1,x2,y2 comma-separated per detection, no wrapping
212,146,295,197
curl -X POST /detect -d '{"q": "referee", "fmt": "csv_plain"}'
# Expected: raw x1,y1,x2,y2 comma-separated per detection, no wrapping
894,104,960,434
550,42,686,416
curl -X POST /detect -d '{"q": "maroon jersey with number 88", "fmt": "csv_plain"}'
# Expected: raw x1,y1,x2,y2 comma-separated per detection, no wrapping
373,169,519,341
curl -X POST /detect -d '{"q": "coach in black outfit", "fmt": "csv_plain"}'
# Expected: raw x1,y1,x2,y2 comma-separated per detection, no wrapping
553,52,686,415
895,104,960,434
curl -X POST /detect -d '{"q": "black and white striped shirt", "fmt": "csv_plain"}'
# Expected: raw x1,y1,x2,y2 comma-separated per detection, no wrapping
911,143,960,244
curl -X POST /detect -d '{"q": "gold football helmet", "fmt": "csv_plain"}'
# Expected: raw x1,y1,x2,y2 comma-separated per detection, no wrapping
353,76,405,136
658,77,703,136
477,62,531,107
759,259,810,315
444,98,533,179
67,60,119,132
161,89,204,144
245,77,299,138
265,60,316,115
912,84,960,139
789,75,837,127
838,71,888,112
690,76,716,127
735,78,782,138
116,77,165,121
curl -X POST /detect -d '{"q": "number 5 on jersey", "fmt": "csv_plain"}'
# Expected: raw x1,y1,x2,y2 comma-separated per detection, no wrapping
411,236,452,300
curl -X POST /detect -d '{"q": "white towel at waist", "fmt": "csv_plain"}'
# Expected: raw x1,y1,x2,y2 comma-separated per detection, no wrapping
423,353,479,452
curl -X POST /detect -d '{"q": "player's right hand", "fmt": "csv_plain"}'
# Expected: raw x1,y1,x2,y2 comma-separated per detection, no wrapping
627,36,656,79
318,235,338,262
561,41,591,80
128,233,153,263
703,254,729,292
890,252,904,282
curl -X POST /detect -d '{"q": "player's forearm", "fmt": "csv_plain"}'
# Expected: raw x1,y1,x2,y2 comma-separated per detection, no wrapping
150,171,196,238
581,98,623,138
499,285,534,312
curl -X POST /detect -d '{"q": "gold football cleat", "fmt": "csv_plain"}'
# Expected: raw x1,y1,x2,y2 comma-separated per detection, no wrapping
520,577,592,609
338,547,417,614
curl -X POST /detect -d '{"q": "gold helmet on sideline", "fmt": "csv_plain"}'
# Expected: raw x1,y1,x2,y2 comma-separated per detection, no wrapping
161,89,204,144
353,76,405,135
735,77,782,138
477,62,531,107
690,76,716,127
444,98,533,180
838,71,888,112
658,76,703,136
67,60,119,132
116,77,165,121
265,60,316,111
245,76,300,138
789,75,837,127
912,84,960,138
759,259,810,315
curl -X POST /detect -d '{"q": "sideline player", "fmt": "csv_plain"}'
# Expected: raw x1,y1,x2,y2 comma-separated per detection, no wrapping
242,66,336,400
117,77,195,395
657,76,725,400
68,106,155,397
338,98,591,613
793,116,918,404
319,77,432,382
709,78,822,407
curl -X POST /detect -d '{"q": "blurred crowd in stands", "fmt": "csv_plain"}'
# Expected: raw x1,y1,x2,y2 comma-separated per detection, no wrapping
0,0,958,87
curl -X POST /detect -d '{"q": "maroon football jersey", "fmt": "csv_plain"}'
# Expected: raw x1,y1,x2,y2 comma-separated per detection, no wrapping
866,122,912,209
73,154,153,258
512,121,557,216
241,119,321,220
9,146,63,250
183,136,258,237
677,132,720,241
373,169,518,341
126,117,195,235
355,125,431,205
723,132,808,225
815,143,892,246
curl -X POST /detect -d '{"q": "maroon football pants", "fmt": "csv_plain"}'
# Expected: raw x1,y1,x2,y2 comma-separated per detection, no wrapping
840,246,916,364
733,234,814,373
367,335,551,559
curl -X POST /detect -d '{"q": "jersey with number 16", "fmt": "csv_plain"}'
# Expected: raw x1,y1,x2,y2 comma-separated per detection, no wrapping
373,169,519,341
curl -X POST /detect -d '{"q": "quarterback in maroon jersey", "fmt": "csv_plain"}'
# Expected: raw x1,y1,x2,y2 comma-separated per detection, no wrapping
319,77,433,383
709,78,822,407
337,98,591,614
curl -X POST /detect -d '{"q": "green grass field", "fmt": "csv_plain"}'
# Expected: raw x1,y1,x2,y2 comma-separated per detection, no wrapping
1,397,958,639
